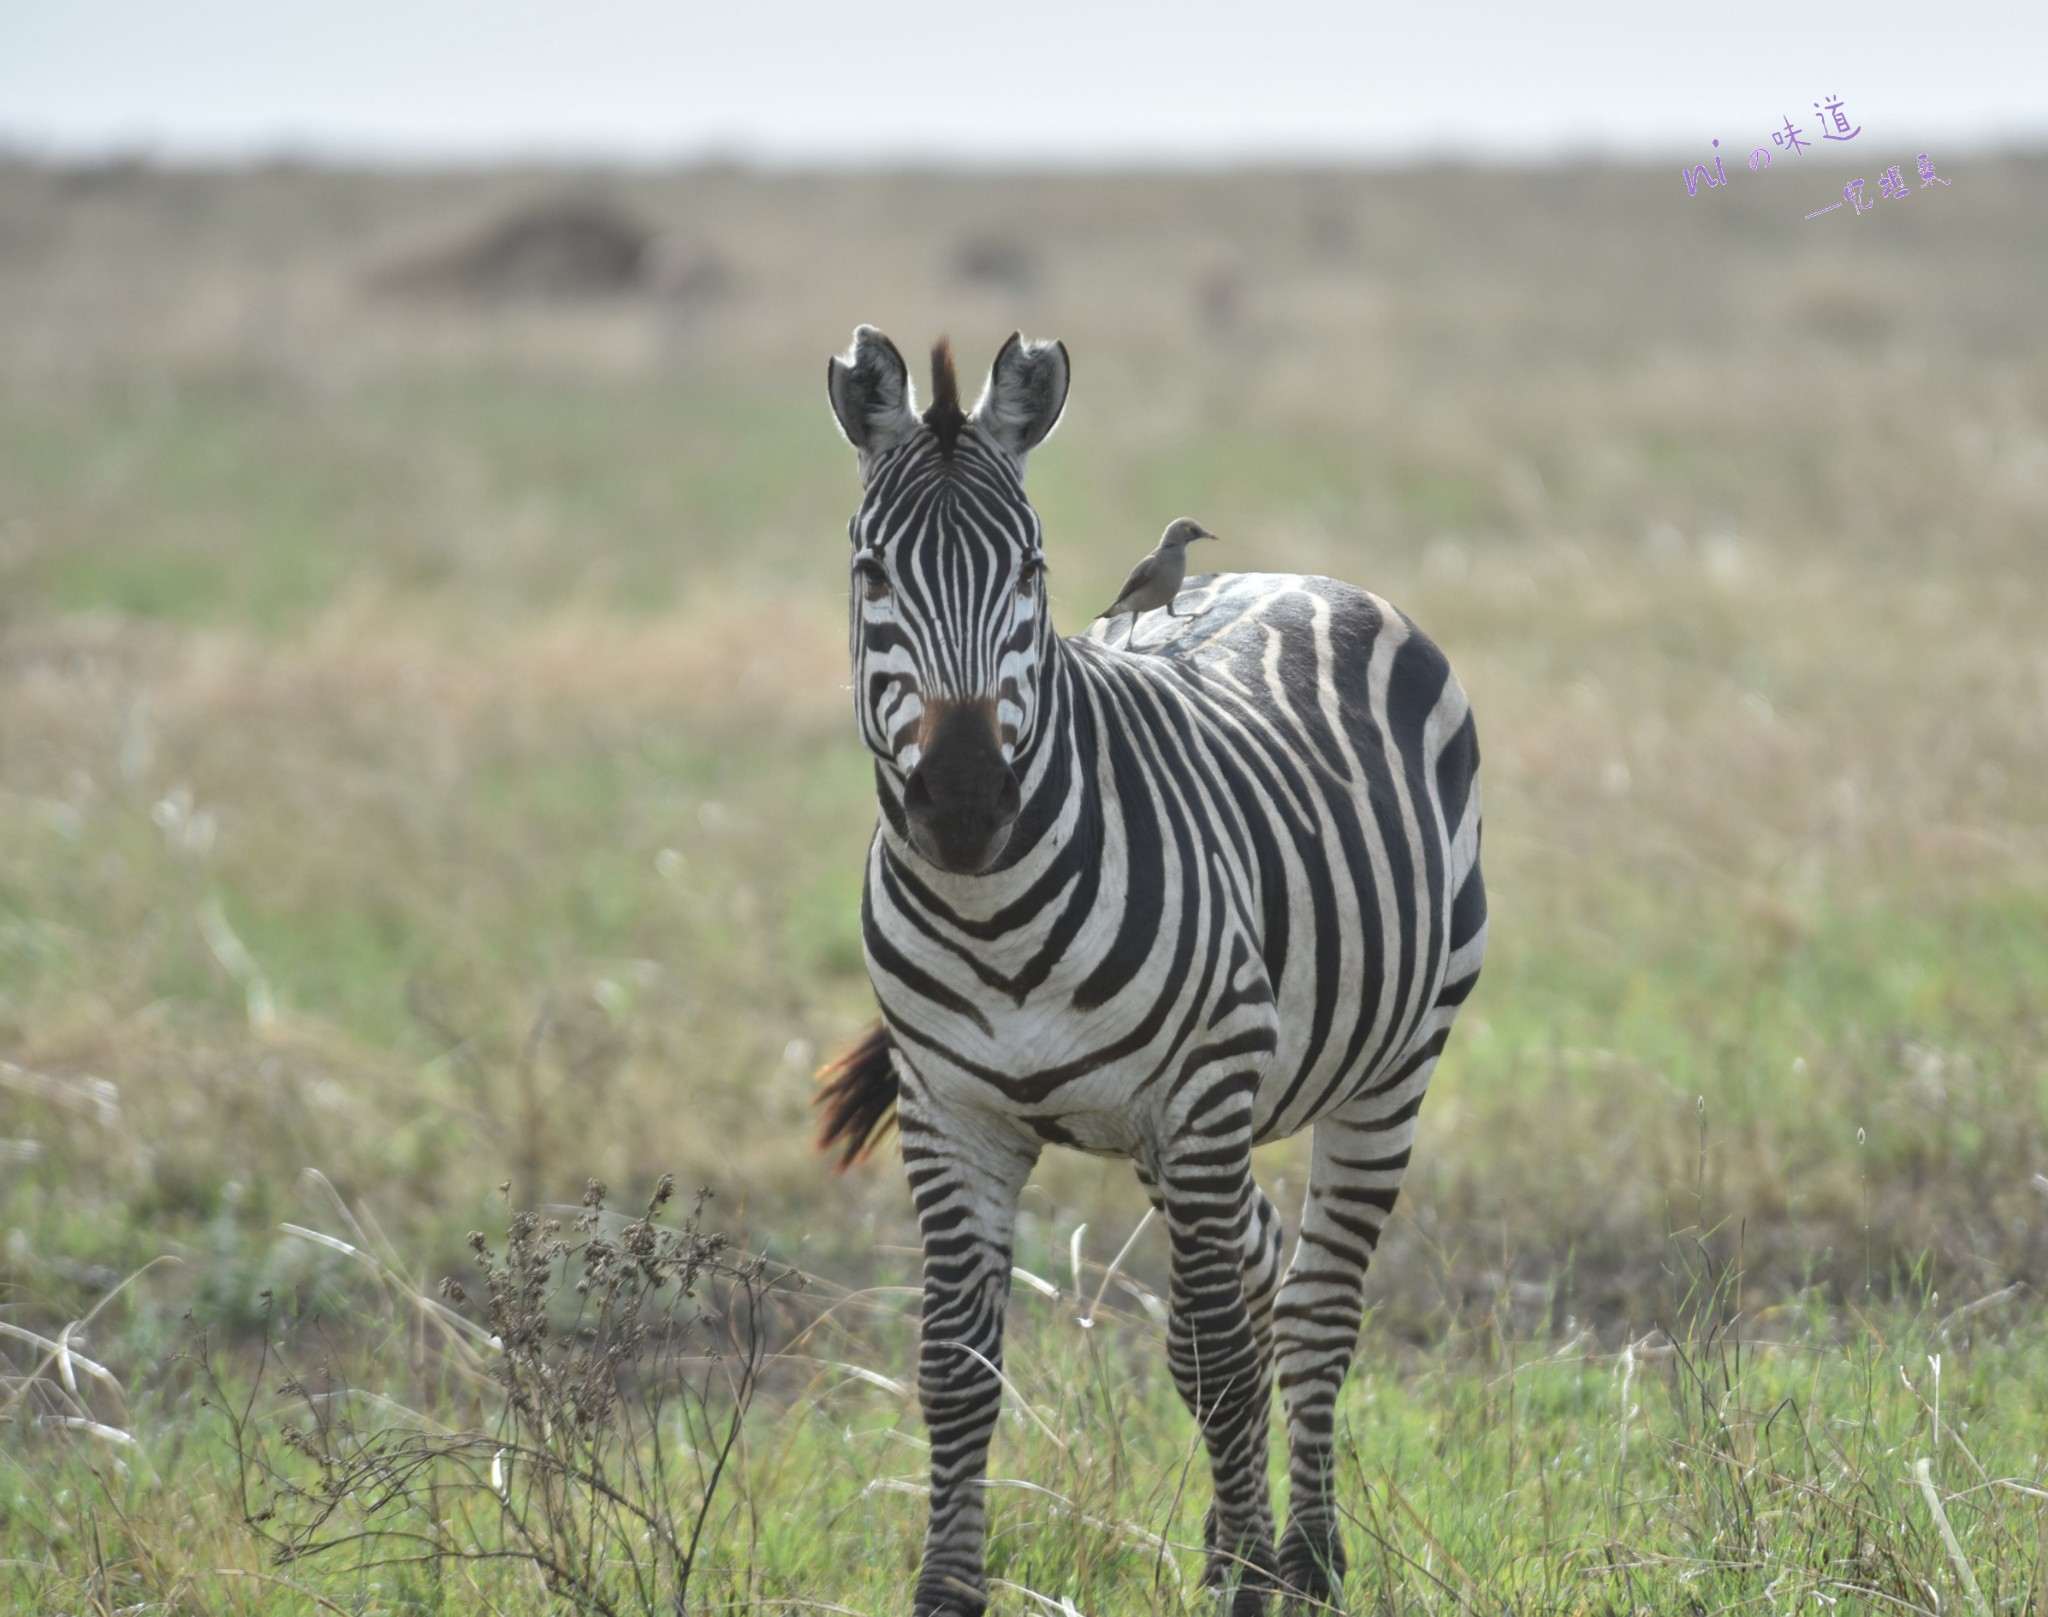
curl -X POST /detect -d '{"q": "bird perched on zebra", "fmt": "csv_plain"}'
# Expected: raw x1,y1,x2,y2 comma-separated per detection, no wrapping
1098,515,1218,622
817,326,1487,1617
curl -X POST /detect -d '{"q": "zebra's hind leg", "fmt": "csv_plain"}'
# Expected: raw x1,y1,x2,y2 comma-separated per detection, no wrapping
899,1081,1043,1617
1180,1180,1286,1580
1152,1094,1281,1615
1271,1083,1431,1609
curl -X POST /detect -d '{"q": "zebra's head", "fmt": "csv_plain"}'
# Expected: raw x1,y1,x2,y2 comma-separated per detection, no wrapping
828,325,1071,876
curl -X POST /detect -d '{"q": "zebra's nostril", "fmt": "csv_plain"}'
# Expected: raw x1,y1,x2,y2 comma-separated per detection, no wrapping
996,771,1021,821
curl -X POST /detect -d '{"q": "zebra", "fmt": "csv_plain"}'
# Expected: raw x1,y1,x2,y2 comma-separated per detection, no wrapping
815,327,1487,1616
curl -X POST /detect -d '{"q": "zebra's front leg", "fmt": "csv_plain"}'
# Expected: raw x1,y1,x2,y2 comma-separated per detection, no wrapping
1154,1088,1280,1615
900,1083,1042,1617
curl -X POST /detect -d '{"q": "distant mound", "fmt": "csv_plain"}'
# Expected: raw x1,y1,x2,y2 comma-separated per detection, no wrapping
381,195,655,299
951,234,1039,293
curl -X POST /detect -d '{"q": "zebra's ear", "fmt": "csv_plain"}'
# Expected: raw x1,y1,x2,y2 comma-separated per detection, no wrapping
972,331,1070,463
828,326,919,469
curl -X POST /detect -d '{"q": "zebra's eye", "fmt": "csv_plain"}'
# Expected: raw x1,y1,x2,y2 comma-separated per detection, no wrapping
855,555,890,603
1017,558,1044,599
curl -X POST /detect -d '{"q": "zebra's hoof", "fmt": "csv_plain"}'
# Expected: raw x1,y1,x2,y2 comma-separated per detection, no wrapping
1277,1521,1347,1609
1203,1537,1280,1616
912,1571,987,1617
1227,1585,1272,1617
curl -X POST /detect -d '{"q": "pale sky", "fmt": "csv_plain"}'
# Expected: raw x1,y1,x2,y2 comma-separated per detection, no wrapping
2,0,2044,165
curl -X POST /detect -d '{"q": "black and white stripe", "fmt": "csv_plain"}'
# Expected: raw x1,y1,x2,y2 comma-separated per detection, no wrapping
822,328,1487,1617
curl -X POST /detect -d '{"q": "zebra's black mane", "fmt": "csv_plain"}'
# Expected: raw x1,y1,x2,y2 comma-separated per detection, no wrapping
921,337,966,458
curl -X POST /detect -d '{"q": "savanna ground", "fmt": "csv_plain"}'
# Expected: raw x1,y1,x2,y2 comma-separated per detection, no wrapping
1,154,2046,1613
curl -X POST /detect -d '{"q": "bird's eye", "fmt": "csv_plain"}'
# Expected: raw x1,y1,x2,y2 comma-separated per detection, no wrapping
855,556,891,602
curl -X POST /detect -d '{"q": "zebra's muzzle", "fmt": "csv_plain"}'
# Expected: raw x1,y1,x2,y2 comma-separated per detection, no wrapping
903,701,1021,874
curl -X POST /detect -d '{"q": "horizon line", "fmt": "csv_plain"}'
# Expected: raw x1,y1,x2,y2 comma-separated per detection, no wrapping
6,132,2046,176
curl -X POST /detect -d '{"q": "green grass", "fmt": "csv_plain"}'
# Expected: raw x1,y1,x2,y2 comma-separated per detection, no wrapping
8,1219,2047,1614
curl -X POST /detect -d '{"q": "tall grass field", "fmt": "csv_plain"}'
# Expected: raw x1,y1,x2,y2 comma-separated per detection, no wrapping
2,156,2046,1612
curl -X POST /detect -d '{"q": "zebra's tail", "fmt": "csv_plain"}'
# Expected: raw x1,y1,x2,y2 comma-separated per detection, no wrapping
813,1019,899,1171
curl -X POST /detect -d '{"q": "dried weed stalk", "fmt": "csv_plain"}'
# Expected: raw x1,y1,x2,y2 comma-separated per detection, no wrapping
204,1175,791,1616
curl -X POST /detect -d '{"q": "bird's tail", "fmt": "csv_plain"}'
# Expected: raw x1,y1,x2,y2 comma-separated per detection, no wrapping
813,1019,899,1171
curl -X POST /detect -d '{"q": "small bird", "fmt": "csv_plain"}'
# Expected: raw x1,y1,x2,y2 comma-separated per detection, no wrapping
1098,517,1219,622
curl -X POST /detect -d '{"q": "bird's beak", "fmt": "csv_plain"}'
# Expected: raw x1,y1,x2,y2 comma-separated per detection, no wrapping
1199,529,1220,542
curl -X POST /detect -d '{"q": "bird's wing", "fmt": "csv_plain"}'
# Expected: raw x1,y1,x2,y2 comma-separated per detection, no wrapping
1102,551,1164,615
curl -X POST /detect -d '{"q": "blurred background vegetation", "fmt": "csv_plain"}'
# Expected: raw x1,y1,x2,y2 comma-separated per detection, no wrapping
1,155,2044,1361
